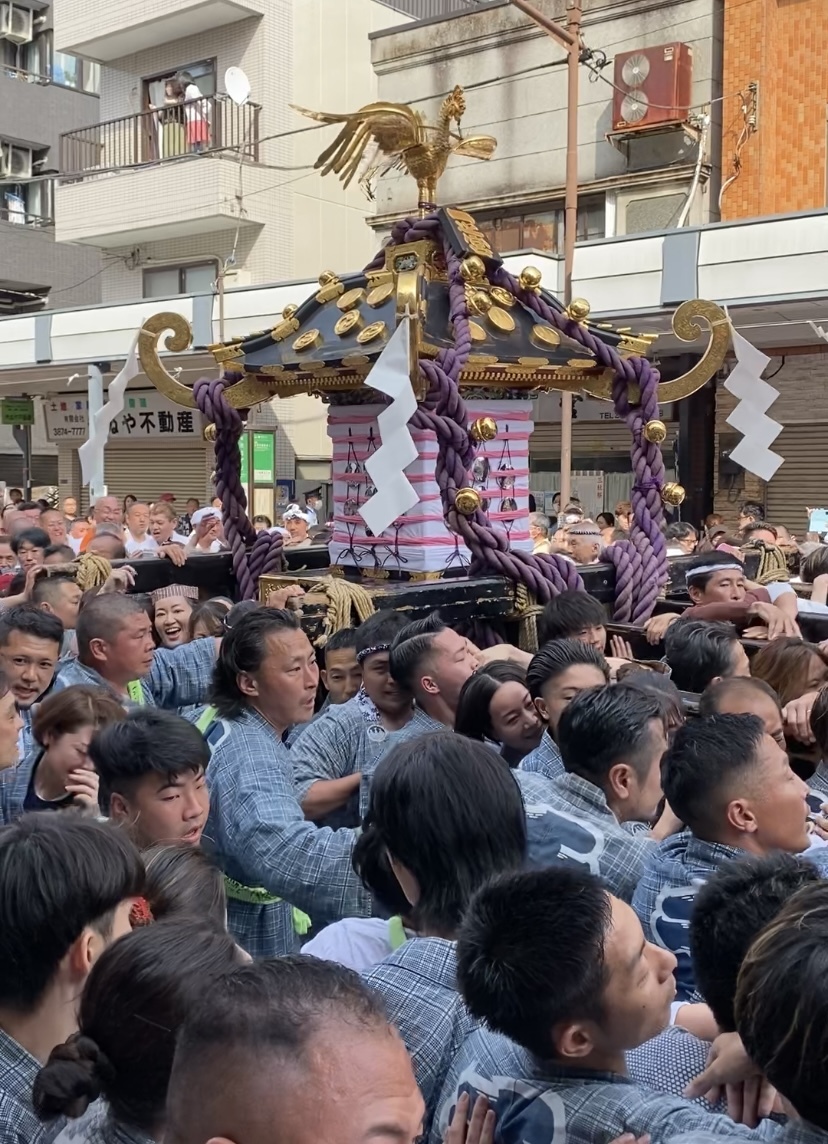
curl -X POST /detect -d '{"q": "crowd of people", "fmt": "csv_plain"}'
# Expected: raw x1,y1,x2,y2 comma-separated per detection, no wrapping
0,487,826,1144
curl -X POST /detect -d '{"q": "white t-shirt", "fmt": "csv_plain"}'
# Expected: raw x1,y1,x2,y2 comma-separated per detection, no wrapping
766,581,828,615
68,535,82,555
125,533,157,556
302,917,411,973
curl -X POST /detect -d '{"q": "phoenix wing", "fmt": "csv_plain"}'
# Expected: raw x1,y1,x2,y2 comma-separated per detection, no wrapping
291,102,423,189
451,134,497,161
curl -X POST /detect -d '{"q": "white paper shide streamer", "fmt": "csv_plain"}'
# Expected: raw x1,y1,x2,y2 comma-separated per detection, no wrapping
724,327,784,482
359,316,420,536
78,332,141,499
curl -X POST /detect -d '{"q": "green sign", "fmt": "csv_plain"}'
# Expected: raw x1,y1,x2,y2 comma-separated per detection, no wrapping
253,432,275,483
238,434,249,485
0,398,34,426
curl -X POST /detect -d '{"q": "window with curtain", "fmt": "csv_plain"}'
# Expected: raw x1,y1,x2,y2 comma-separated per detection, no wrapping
143,261,217,298
476,195,606,255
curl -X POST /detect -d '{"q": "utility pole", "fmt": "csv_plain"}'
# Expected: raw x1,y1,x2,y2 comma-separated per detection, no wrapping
508,0,582,519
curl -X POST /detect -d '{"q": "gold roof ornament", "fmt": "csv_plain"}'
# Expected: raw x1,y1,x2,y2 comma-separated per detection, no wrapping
291,85,496,214
136,87,732,413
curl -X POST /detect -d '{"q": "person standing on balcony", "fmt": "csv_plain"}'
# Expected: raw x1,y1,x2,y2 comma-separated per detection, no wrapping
184,81,211,153
151,78,186,159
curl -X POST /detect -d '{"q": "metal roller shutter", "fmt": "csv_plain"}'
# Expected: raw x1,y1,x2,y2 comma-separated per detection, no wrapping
103,444,211,505
530,420,678,458
766,424,828,535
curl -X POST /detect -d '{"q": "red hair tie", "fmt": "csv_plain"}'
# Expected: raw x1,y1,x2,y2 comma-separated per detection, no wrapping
129,897,154,928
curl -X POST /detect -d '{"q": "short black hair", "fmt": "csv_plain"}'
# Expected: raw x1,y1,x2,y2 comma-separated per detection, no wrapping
31,573,76,608
812,687,828,756
455,662,528,743
11,527,49,554
456,866,611,1059
0,815,143,1012
691,852,819,1031
43,545,76,562
0,603,63,650
13,501,40,513
739,500,764,521
618,668,684,730
698,675,780,719
210,608,301,719
354,608,410,657
742,520,777,540
76,594,145,661
33,919,240,1131
661,713,766,837
365,732,526,933
388,612,446,691
352,820,411,917
525,639,609,701
664,522,697,542
735,881,828,1129
167,958,387,1140
88,709,210,812
538,591,607,645
324,627,357,659
557,683,664,785
801,546,828,584
664,619,741,693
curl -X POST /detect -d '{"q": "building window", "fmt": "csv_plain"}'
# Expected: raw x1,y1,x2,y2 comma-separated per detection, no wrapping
476,196,606,255
0,145,53,226
1,31,99,92
143,262,217,298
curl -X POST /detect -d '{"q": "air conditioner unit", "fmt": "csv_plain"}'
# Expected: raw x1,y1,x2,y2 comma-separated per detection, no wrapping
0,141,32,179
612,43,693,133
0,4,34,45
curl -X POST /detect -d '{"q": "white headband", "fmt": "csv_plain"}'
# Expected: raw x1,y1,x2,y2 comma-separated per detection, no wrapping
685,562,743,581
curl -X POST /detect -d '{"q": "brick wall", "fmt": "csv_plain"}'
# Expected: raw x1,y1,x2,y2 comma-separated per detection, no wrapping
712,349,828,524
721,0,828,219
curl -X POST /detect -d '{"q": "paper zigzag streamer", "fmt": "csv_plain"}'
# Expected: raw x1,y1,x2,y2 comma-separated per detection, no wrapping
724,326,784,482
359,316,420,536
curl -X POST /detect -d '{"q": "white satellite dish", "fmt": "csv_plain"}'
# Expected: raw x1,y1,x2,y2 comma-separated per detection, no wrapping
224,66,251,106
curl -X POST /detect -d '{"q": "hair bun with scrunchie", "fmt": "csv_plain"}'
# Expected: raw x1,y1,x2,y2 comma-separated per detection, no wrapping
33,1033,115,1121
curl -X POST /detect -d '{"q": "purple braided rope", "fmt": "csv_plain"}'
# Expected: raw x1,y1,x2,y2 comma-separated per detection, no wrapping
193,375,285,600
490,266,668,622
366,216,583,608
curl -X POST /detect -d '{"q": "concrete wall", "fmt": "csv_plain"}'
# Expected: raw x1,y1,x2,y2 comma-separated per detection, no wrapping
0,15,102,306
73,0,409,302
370,0,723,226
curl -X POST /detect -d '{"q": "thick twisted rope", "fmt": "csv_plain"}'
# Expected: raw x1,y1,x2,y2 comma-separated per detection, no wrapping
374,216,585,609
310,577,377,647
193,374,285,600
490,266,669,621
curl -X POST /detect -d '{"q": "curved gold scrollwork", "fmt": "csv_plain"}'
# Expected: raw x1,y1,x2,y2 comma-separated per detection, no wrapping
580,298,730,405
138,312,197,409
653,299,730,402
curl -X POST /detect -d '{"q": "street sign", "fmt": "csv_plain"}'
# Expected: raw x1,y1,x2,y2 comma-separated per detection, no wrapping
253,433,275,483
0,398,34,426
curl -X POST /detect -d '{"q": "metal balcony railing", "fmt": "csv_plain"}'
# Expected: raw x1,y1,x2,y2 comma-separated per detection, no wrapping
58,93,261,180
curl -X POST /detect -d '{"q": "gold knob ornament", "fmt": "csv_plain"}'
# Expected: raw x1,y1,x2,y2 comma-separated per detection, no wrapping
282,304,298,320
661,482,686,507
519,266,542,292
460,255,487,283
566,298,591,322
455,487,483,516
643,419,667,444
470,416,498,443
203,423,217,443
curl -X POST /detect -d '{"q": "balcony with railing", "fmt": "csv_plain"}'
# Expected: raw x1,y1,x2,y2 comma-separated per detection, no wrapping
55,94,271,247
53,0,268,61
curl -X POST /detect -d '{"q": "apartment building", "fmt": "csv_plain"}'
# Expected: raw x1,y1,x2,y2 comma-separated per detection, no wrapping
0,0,103,486
44,0,426,503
